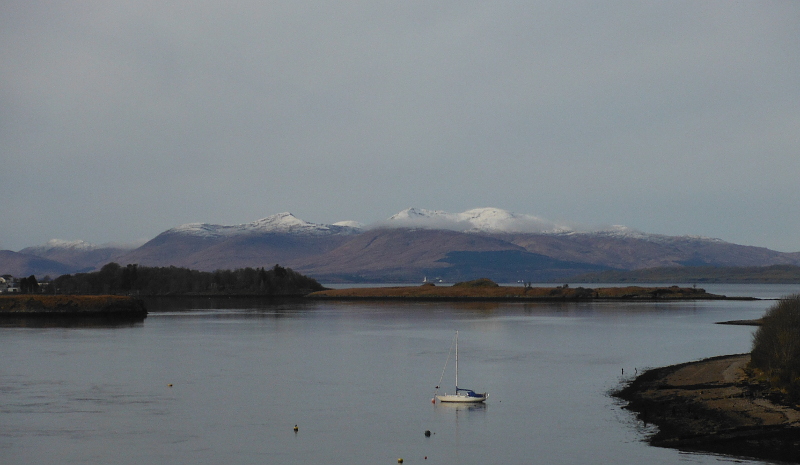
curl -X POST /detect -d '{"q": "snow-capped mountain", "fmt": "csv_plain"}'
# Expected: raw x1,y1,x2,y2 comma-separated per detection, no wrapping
10,207,797,280
168,212,362,238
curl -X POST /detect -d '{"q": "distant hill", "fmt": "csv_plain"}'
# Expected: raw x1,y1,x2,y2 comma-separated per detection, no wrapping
5,208,800,282
0,250,75,278
19,240,129,272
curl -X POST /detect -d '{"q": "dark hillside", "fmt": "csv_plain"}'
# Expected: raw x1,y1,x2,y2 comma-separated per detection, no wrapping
431,250,609,282
20,245,129,272
570,264,800,283
293,228,526,281
503,233,800,269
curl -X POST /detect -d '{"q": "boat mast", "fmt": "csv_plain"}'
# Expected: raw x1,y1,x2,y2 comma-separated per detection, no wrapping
455,330,459,391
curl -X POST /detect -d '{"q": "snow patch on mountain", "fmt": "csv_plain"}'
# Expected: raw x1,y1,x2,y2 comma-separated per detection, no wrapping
385,207,572,234
45,239,98,250
19,239,100,254
168,212,362,238
566,224,726,244
21,238,142,254
384,207,727,244
333,220,364,229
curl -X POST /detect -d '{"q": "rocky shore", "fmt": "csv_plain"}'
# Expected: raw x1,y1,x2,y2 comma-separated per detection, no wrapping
615,354,800,463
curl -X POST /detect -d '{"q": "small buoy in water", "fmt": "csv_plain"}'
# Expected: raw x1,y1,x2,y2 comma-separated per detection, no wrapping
424,430,431,437
293,425,298,432
167,384,173,387
425,457,427,460
431,398,435,404
398,459,403,464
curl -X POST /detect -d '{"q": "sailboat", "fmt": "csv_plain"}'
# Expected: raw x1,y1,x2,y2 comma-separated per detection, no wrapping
434,331,488,403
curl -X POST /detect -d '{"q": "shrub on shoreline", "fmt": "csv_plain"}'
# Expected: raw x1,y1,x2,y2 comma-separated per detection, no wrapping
750,294,800,398
452,278,499,288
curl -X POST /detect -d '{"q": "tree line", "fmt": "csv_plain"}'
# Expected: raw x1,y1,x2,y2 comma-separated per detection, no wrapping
20,275,40,293
51,263,325,296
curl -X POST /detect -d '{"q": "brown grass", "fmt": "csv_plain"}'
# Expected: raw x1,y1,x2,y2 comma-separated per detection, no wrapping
308,284,721,300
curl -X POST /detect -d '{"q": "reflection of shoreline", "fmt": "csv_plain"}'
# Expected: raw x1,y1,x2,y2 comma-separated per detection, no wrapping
0,295,147,316
0,313,146,328
615,354,800,463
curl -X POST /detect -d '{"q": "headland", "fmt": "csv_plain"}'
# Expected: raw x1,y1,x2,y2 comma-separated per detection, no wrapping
615,354,800,463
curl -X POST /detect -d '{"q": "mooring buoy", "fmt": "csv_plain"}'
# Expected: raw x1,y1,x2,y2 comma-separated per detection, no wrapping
293,424,298,432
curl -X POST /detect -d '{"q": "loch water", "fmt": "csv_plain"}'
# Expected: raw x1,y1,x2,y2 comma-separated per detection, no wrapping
2,284,798,465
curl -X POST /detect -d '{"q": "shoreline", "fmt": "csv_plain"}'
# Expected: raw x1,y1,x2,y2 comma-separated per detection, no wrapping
0,295,147,318
307,284,755,302
305,295,754,302
615,354,800,463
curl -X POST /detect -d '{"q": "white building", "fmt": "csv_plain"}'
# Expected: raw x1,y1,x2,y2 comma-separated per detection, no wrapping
0,276,20,293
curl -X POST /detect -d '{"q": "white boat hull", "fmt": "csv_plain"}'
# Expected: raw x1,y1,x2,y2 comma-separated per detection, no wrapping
435,393,487,403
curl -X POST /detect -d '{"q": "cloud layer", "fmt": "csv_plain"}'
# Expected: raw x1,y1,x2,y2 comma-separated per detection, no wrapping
2,2,799,251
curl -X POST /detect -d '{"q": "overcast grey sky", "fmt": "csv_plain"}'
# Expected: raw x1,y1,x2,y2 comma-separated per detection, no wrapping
2,1,799,252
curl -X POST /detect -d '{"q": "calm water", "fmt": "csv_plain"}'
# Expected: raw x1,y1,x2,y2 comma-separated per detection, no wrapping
2,284,798,465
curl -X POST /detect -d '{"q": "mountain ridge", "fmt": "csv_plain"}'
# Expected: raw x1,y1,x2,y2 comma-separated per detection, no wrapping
4,208,800,282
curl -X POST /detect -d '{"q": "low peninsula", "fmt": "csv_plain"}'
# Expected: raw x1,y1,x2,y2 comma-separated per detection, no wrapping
308,279,731,301
615,354,800,463
616,295,800,463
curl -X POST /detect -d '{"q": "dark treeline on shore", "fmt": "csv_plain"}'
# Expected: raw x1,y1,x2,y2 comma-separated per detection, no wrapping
51,263,325,296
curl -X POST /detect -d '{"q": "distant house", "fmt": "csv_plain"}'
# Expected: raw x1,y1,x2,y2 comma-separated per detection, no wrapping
0,276,20,293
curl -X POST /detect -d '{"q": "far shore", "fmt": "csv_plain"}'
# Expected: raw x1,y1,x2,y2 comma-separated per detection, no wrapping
615,354,800,463
307,283,755,301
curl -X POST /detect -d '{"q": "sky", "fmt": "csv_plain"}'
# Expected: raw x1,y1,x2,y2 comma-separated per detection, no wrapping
2,1,799,252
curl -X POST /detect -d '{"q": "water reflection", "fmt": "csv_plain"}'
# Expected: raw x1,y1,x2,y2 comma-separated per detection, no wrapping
0,294,773,465
435,402,487,413
141,296,312,312
0,314,146,328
